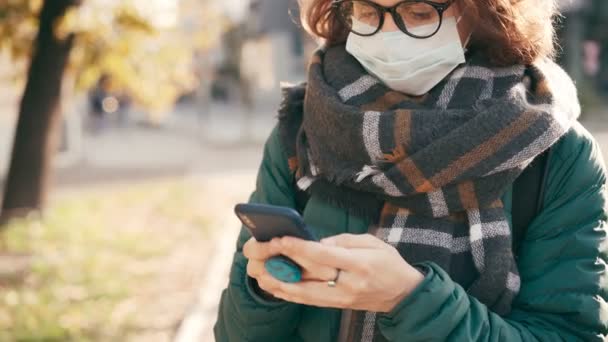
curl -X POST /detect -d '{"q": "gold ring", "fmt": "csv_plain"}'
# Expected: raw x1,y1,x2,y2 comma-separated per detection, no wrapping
327,269,341,287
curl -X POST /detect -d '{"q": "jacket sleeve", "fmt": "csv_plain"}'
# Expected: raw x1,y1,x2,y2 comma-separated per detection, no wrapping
377,126,608,341
214,126,303,342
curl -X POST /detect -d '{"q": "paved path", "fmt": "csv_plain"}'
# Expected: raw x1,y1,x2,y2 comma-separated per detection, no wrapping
0,102,275,189
173,171,255,342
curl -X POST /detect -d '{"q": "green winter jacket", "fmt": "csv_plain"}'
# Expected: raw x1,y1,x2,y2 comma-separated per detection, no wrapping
214,121,608,341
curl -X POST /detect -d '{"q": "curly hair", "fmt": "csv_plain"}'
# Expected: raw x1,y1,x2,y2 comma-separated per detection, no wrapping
299,0,559,66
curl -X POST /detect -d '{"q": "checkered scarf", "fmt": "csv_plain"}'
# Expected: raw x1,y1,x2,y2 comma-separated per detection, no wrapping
278,45,579,341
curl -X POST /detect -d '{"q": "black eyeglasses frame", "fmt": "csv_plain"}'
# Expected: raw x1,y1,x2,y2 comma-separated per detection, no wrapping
332,0,456,39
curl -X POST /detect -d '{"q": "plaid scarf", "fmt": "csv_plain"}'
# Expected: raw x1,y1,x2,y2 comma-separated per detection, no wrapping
278,45,579,342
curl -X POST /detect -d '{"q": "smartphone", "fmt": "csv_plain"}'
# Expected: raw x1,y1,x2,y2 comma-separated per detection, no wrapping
234,203,317,283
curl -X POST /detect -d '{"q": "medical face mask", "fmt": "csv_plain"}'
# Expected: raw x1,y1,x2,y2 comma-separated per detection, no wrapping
345,16,468,96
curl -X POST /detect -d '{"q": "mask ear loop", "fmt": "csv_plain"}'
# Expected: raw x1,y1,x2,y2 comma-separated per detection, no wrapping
456,14,473,53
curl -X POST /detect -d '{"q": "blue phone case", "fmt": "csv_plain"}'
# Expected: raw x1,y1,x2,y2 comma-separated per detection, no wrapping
264,256,302,283
234,203,317,283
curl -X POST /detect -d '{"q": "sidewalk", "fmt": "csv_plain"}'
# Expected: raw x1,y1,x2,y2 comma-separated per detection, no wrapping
0,102,276,189
174,172,252,342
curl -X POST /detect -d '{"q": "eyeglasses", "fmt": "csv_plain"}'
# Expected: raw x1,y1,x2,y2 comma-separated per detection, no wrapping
332,0,456,39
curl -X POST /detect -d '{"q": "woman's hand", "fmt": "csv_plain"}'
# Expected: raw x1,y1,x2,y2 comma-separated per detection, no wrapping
243,236,349,293
243,237,281,287
256,234,425,313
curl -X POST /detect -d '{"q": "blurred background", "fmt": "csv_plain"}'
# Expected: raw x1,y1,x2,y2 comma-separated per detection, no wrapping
0,0,606,341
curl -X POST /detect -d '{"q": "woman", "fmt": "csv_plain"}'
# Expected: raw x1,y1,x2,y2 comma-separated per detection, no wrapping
215,0,608,340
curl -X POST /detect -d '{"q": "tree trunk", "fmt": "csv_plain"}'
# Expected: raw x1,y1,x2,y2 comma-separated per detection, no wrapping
1,0,80,221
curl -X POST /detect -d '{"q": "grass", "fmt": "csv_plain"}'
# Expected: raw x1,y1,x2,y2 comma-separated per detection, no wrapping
0,180,212,342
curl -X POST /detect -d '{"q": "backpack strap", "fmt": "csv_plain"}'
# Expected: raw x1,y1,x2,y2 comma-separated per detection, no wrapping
511,148,552,256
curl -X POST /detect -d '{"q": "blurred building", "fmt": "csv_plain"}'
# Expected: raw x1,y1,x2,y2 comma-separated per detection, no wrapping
557,0,608,113
557,0,591,84
237,0,315,109
585,0,608,98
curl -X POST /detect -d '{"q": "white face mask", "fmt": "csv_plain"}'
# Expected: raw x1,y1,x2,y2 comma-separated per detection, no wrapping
346,16,468,96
